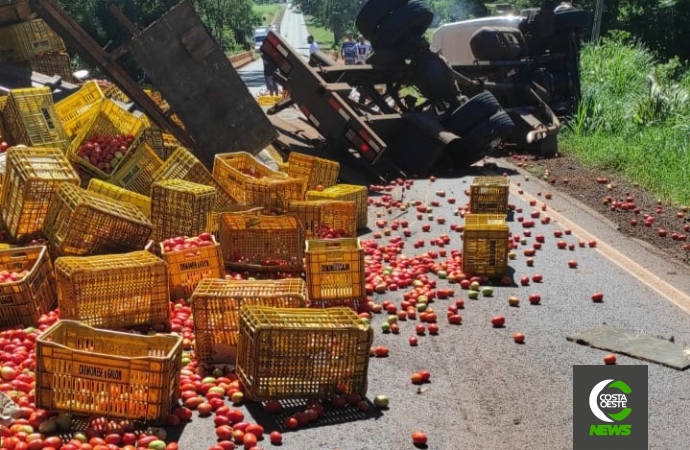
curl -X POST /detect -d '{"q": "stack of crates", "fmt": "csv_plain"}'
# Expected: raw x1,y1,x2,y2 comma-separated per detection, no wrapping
150,179,216,244
236,305,373,401
305,238,366,309
464,175,511,279
306,184,368,229
191,278,307,364
0,146,79,243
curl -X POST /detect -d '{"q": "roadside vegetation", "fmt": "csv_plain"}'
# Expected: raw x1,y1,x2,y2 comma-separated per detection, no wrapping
254,3,286,28
561,32,690,205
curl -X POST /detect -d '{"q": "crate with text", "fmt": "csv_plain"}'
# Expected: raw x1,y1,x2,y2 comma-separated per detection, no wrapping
55,251,169,329
150,179,216,244
219,211,304,273
305,238,365,308
3,86,70,150
287,200,357,239
55,81,105,140
286,152,340,192
306,183,368,229
0,245,56,329
470,176,510,214
236,305,374,401
0,19,65,62
66,99,145,180
213,152,305,213
462,213,510,278
42,183,153,258
160,233,223,300
108,142,163,196
191,278,307,364
87,178,151,218
153,147,234,210
1,146,79,242
36,320,182,423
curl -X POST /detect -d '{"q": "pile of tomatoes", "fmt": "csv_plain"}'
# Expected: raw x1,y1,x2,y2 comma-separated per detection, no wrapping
76,134,136,174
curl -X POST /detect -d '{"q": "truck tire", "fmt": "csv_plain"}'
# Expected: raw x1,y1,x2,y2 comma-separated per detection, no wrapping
356,0,410,42
444,91,501,136
470,27,527,61
372,0,434,50
452,111,514,166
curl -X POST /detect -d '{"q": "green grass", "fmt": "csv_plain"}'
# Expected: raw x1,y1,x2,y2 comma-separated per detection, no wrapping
254,3,286,27
561,33,690,205
304,16,336,50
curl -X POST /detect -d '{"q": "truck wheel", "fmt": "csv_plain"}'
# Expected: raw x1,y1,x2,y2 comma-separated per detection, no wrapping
444,91,501,136
372,0,434,50
452,111,514,166
356,0,410,42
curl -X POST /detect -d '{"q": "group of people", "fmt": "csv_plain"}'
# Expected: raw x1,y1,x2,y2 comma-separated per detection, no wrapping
262,33,373,97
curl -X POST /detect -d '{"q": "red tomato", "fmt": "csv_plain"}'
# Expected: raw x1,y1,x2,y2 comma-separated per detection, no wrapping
216,425,233,441
412,431,428,445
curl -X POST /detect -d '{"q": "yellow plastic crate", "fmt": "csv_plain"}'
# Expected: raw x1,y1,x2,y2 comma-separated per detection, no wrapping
36,320,182,423
213,152,305,213
305,238,366,308
153,147,235,211
108,142,164,196
4,86,70,149
219,211,304,273
0,19,65,62
55,81,105,139
0,146,80,242
150,179,216,244
306,184,368,229
28,51,75,83
236,305,374,401
160,235,224,300
42,183,153,257
0,245,56,329
191,278,307,364
87,178,152,217
54,251,170,329
286,152,340,191
470,176,510,214
462,214,510,278
66,99,146,180
287,200,357,239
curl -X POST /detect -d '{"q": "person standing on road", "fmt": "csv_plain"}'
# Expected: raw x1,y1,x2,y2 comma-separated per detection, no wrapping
340,35,357,65
261,54,279,96
307,35,319,55
355,35,372,65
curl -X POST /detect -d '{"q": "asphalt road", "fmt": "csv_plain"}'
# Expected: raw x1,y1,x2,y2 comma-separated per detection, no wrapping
174,9,690,450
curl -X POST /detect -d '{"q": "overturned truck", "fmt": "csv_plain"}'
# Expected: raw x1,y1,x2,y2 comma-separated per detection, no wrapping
263,0,589,183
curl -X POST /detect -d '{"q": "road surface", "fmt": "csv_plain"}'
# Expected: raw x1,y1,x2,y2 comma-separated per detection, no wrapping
177,9,690,450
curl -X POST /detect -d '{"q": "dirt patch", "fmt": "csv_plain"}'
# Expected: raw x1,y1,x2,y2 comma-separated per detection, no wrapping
494,151,690,266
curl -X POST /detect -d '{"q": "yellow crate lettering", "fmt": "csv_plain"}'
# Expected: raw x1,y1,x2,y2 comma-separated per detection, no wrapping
178,259,210,271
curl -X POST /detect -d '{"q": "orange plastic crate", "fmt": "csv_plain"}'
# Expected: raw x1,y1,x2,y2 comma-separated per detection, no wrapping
36,320,182,423
286,152,340,191
305,238,366,308
54,251,169,329
306,184,368,229
286,200,357,239
160,235,223,300
150,179,216,244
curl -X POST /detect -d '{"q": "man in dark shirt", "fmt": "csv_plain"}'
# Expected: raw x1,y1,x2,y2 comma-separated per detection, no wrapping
262,54,279,96
340,35,357,65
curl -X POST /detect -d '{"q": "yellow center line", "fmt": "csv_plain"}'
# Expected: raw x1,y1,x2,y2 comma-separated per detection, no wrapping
510,185,690,315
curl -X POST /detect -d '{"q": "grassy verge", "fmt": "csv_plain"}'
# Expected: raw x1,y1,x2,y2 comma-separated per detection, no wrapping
561,33,690,205
304,16,336,50
254,3,286,27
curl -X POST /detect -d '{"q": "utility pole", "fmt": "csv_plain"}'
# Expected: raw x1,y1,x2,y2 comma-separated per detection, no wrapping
591,0,604,42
